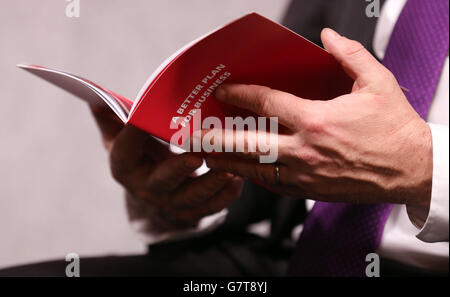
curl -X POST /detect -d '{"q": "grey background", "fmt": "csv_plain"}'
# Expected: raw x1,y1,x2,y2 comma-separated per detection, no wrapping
0,0,288,269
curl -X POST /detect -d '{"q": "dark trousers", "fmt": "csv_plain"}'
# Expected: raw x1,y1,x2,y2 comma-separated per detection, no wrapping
0,231,446,277
0,232,291,277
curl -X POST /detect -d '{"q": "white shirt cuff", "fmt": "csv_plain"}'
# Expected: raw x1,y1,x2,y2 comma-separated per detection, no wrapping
414,123,449,242
130,209,228,245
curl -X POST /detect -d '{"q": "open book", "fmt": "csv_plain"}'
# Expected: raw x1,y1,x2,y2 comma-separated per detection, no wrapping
18,13,352,146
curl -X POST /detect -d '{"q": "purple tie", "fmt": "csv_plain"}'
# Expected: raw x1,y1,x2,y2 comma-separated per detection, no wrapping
288,0,449,276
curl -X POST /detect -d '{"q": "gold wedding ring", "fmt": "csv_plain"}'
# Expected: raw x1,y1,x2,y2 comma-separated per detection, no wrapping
274,164,280,184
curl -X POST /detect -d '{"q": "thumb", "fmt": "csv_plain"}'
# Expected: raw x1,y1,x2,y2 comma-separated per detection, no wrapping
321,28,388,88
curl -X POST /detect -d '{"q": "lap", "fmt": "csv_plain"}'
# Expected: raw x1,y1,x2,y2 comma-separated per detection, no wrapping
0,232,291,277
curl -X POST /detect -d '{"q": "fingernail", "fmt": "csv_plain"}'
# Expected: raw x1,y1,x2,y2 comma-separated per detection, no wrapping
215,86,227,101
218,172,234,180
325,28,341,40
224,172,234,178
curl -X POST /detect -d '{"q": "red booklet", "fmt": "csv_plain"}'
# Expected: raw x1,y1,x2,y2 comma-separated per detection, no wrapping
18,13,352,146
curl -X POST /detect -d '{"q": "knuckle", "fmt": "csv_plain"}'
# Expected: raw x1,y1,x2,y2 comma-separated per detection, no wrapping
343,40,366,57
371,93,388,104
298,151,321,167
371,68,397,88
254,86,274,114
303,114,327,135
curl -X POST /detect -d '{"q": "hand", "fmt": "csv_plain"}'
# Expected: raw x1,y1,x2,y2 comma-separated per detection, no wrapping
90,105,243,231
203,28,433,221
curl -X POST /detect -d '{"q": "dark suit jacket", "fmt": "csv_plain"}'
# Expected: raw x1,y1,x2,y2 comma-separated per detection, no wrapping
282,0,385,55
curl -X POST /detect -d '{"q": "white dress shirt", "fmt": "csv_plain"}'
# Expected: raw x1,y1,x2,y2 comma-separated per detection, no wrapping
127,0,449,272
372,0,449,270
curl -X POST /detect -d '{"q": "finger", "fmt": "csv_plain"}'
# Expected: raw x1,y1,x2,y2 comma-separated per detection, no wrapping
194,129,289,162
321,28,390,88
176,177,243,222
146,153,203,193
215,84,309,130
110,125,153,182
206,155,290,185
142,135,173,162
195,129,266,158
171,171,235,208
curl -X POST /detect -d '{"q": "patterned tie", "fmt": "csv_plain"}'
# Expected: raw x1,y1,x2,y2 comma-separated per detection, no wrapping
287,0,449,276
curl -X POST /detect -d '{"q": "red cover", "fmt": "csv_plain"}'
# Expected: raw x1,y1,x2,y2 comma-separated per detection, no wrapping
129,13,353,143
